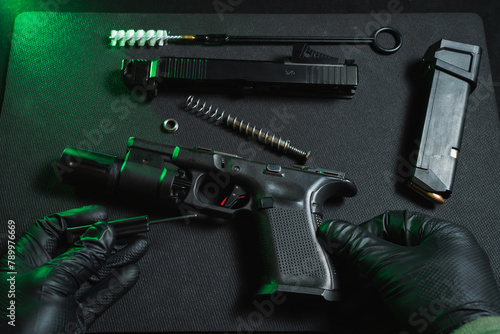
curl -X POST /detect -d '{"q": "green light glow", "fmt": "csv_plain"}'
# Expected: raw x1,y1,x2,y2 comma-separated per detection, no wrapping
150,59,158,78
127,137,135,147
174,58,178,78
120,151,131,174
258,281,278,295
32,264,54,281
158,168,167,187
172,147,180,161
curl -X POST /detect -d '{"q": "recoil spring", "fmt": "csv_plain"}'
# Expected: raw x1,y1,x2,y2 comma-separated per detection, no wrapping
185,96,310,161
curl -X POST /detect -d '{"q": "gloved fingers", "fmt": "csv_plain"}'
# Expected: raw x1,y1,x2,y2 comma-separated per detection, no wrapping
42,222,115,296
318,219,407,276
77,263,141,329
360,210,475,246
14,205,108,270
75,236,148,299
358,211,419,246
56,205,108,228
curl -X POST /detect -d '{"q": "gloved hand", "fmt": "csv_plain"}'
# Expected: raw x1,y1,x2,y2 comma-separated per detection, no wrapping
0,205,148,334
318,211,500,334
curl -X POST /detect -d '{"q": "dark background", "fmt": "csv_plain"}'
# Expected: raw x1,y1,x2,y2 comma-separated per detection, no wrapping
0,0,499,112
0,2,499,333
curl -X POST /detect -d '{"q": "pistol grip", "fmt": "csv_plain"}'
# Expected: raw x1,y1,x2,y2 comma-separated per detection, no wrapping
256,203,340,301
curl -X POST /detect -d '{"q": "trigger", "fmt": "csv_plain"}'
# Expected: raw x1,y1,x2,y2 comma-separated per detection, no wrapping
221,185,247,208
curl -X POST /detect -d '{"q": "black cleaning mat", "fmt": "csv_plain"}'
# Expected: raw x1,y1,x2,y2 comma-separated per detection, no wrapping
1,13,499,332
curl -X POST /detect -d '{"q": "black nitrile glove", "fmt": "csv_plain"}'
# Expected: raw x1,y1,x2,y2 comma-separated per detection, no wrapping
318,211,500,334
0,205,148,334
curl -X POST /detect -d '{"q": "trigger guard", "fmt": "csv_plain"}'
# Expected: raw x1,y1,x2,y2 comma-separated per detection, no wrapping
182,172,252,220
310,179,357,215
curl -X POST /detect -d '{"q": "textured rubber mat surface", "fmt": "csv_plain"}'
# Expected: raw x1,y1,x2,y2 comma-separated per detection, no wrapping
0,12,499,332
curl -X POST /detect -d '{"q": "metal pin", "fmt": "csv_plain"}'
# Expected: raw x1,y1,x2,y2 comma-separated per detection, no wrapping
150,214,199,224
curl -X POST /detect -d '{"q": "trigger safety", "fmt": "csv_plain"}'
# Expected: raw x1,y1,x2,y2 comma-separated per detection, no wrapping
221,185,247,208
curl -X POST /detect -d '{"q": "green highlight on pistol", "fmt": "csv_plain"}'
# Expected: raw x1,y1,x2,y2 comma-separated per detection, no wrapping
172,146,180,161
150,59,158,79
